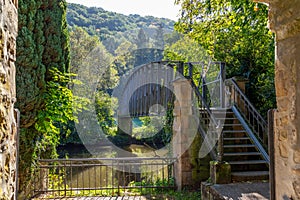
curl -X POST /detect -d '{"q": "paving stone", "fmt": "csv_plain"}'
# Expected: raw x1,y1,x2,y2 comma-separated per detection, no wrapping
210,182,270,200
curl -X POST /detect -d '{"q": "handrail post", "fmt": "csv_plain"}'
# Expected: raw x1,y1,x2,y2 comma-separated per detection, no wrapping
177,62,184,76
188,62,193,79
220,62,226,108
217,129,224,162
202,77,207,104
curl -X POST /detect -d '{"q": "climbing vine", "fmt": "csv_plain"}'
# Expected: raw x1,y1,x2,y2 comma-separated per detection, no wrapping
34,69,89,159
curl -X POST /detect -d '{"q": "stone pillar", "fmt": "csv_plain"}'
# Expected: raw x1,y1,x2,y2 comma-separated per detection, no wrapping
172,78,198,190
117,116,132,136
0,0,18,199
257,0,300,199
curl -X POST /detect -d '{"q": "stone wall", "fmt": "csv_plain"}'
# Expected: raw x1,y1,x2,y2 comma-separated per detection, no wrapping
257,0,300,199
0,0,18,199
172,78,207,189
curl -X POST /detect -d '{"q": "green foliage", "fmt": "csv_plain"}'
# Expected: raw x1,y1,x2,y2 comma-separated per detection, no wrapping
68,27,120,144
164,31,182,46
42,0,70,80
127,178,175,194
16,0,71,192
136,28,149,49
164,35,210,62
131,113,173,150
95,91,118,136
132,117,163,140
34,69,89,159
69,26,101,74
37,175,200,199
163,102,175,146
175,0,276,116
153,24,165,49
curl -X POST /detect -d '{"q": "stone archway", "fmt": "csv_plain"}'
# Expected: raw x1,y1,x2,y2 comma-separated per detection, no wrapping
256,0,300,199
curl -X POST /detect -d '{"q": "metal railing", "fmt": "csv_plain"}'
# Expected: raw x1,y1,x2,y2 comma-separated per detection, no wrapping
31,157,176,199
186,62,226,161
226,78,269,149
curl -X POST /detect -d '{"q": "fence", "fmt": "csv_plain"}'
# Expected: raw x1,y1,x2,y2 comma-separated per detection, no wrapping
31,157,176,199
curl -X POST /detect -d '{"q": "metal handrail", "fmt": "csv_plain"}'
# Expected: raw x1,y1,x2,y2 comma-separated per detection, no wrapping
226,78,269,149
190,80,219,161
232,106,270,163
185,62,225,162
32,157,176,198
186,62,225,161
40,157,177,162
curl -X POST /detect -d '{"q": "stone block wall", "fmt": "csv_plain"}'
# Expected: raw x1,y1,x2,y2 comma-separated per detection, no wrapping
0,0,18,199
172,78,206,189
257,0,300,199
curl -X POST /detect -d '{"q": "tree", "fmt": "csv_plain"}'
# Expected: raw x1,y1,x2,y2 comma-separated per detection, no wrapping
164,31,182,46
175,0,276,115
165,35,210,62
114,40,137,76
69,26,100,74
136,28,149,49
16,0,70,193
153,23,165,49
68,27,119,144
42,0,70,80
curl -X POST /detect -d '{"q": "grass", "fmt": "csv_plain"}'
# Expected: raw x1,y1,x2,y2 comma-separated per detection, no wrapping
34,190,201,200
145,190,201,199
34,175,201,199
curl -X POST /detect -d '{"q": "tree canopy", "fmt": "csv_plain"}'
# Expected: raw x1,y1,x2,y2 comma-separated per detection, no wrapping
175,0,276,115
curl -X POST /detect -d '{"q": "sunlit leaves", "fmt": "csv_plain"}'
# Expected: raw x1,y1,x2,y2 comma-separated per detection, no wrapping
175,0,276,116
34,69,90,158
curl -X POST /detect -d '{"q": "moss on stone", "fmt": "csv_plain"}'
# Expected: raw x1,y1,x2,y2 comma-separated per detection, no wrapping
210,161,231,184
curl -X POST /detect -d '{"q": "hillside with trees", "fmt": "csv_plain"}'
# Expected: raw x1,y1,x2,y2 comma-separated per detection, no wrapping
67,3,175,54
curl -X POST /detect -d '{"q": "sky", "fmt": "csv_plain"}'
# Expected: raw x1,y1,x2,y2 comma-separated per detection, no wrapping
66,0,181,21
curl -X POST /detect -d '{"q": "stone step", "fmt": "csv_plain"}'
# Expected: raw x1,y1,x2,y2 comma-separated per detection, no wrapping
223,137,250,141
223,130,247,133
224,144,255,148
228,160,268,165
224,152,261,156
214,117,238,120
231,171,269,182
223,124,243,126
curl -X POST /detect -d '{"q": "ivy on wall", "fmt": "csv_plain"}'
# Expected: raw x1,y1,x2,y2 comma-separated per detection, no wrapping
16,0,71,194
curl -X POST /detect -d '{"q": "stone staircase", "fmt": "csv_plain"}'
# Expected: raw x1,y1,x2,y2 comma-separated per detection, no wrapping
210,108,269,182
